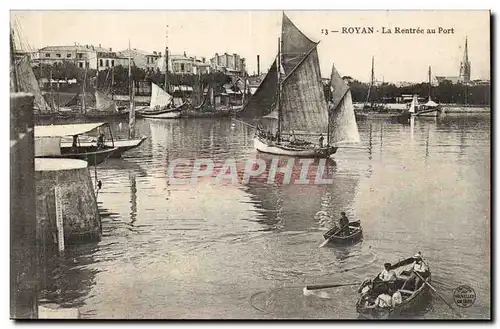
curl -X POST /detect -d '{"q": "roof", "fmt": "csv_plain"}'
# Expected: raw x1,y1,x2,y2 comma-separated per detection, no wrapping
35,122,107,137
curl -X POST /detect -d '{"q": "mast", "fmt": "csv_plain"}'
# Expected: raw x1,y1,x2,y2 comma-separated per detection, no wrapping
10,28,19,92
276,36,282,139
164,25,169,93
428,65,432,101
128,39,135,139
82,66,87,113
364,56,374,108
111,66,115,100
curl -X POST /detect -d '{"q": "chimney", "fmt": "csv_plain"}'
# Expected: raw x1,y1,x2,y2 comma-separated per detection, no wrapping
99,44,101,48
109,47,112,51
257,55,260,75
202,57,205,63
183,51,186,57
159,52,162,57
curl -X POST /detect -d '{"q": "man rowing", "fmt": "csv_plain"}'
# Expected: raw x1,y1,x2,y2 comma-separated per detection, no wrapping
339,212,350,236
401,252,429,290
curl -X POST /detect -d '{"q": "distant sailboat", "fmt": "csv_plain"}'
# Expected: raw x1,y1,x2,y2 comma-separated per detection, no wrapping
416,66,443,117
238,13,360,157
136,30,185,119
409,94,418,115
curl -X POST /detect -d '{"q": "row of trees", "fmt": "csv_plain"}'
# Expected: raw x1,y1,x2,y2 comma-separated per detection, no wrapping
33,62,234,95
346,79,490,106
33,62,490,105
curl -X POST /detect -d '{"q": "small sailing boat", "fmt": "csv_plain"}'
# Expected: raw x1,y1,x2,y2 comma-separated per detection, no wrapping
239,13,360,157
409,94,418,115
136,32,185,119
416,66,443,117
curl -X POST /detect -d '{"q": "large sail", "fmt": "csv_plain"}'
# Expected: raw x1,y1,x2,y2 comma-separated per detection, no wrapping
150,82,173,109
280,14,328,133
95,90,118,112
328,63,360,144
14,56,51,112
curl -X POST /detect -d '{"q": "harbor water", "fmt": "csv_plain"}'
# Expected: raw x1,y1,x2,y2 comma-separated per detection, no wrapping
38,114,490,319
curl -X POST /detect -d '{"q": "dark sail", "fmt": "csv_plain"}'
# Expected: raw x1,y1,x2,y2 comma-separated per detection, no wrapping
238,59,278,120
280,13,328,133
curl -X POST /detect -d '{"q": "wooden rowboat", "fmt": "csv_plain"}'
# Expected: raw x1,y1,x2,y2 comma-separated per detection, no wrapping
356,256,432,319
323,221,363,245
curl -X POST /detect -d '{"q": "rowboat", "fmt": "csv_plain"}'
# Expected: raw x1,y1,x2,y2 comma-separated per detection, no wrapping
356,256,432,319
323,221,363,245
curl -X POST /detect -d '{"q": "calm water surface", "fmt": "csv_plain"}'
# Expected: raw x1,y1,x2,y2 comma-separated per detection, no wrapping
39,113,490,319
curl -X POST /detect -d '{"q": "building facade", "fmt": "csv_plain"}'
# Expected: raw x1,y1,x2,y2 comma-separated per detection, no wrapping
209,52,246,77
33,45,97,69
117,48,162,71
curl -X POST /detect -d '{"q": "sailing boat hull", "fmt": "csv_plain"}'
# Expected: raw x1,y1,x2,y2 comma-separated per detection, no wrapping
254,137,337,158
140,110,182,119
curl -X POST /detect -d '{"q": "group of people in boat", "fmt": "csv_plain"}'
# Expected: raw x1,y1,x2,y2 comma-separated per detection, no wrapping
357,252,430,310
256,126,327,148
69,133,106,154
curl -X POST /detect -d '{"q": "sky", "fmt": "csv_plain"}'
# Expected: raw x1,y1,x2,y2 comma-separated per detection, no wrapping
10,10,490,83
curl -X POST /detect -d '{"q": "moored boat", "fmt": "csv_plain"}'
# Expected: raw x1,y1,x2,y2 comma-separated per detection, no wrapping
34,122,118,166
356,255,432,319
136,83,185,119
323,221,363,245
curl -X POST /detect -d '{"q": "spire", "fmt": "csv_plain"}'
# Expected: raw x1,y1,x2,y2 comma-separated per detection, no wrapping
464,35,469,62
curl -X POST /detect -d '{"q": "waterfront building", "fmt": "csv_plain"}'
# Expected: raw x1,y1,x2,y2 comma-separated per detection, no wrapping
209,52,246,77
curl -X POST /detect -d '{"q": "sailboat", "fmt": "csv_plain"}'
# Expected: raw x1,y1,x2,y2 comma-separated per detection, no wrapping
238,13,360,157
409,94,418,115
10,27,54,118
415,66,443,117
136,34,186,119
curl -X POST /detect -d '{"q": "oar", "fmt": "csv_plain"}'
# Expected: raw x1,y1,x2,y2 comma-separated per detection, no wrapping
304,282,362,291
414,272,463,318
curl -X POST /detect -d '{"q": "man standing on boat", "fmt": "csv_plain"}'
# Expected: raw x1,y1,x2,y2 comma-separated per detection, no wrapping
339,212,349,236
319,134,324,148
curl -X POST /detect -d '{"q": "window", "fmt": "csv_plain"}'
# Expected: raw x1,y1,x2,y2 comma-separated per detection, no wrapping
78,62,83,68
45,53,50,57
77,53,83,59
105,59,109,67
180,63,185,72
67,53,72,58
111,60,114,67
99,59,103,67
56,53,61,58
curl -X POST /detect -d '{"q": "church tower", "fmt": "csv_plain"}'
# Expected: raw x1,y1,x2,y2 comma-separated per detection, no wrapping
459,36,471,83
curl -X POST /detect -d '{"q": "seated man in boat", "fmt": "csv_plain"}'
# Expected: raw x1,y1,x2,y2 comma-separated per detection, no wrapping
372,263,397,295
392,289,403,306
366,288,393,309
70,135,79,153
401,252,429,291
97,133,105,149
338,212,350,236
